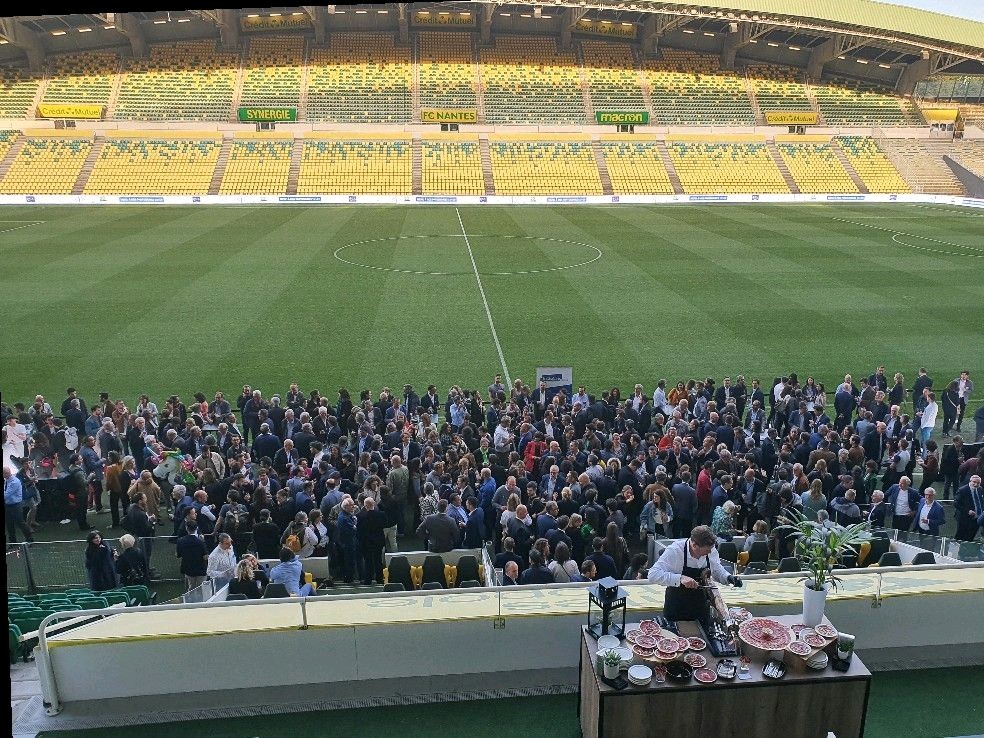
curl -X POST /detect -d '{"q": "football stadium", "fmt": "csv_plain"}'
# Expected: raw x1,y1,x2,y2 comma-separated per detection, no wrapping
2,2,983,737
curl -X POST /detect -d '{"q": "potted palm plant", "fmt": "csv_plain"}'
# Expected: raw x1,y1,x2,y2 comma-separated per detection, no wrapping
776,510,872,627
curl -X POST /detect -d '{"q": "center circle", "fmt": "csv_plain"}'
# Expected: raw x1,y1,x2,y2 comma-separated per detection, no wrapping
333,234,603,276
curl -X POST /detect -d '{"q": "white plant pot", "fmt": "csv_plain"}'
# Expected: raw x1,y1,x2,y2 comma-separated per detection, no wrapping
603,662,620,679
803,582,829,628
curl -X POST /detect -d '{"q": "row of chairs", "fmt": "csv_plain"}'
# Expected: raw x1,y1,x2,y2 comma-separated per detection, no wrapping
717,535,935,575
383,554,483,591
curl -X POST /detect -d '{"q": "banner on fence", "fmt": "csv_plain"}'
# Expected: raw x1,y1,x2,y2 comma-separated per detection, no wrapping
421,108,477,124
595,110,649,125
764,111,819,125
37,103,105,120
241,14,311,31
574,19,636,38
238,107,298,123
413,11,476,27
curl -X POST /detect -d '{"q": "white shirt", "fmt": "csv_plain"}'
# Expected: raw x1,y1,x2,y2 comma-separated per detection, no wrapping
493,424,513,450
206,545,237,579
895,489,912,516
646,538,730,588
917,501,933,531
920,402,938,430
957,379,970,400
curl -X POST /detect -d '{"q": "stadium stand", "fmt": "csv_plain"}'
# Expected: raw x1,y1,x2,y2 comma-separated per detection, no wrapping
644,50,756,126
0,136,91,195
747,65,814,113
297,137,412,194
481,36,585,124
776,139,858,193
0,129,19,161
418,32,478,113
421,138,485,195
115,41,238,121
950,139,984,177
306,34,412,124
581,41,647,114
877,139,965,194
668,139,790,194
0,66,41,118
834,136,911,192
955,103,984,126
815,76,924,127
84,136,222,195
600,139,675,195
218,137,293,195
42,52,118,106
488,137,602,195
240,35,305,110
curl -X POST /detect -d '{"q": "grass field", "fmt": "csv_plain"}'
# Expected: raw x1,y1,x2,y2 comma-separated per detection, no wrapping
1,203,982,410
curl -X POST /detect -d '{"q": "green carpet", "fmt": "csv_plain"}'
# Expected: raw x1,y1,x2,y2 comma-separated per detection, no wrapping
1,203,981,408
36,666,984,737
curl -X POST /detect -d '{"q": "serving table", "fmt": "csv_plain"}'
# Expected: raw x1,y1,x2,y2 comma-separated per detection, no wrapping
578,615,870,738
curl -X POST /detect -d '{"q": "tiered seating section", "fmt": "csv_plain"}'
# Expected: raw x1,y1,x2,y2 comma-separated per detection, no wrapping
297,139,412,194
951,140,984,178
115,41,237,121
307,34,411,123
421,139,484,195
42,52,118,106
747,65,812,112
482,36,584,124
219,138,293,195
835,136,910,192
489,139,602,195
876,139,964,195
601,141,674,194
0,136,91,194
668,141,789,194
240,36,304,110
815,77,923,127
777,141,857,193
84,138,221,195
645,50,755,126
418,32,477,112
582,41,646,115
0,67,41,118
0,129,19,161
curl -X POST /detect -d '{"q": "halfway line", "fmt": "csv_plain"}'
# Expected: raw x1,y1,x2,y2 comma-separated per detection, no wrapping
455,207,511,386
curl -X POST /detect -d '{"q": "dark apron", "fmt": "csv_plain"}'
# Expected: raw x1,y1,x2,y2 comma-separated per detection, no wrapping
663,543,710,622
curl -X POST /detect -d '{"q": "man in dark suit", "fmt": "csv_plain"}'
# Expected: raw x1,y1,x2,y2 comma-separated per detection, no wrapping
671,472,698,538
415,499,460,553
868,366,888,394
272,440,299,477
865,490,888,528
788,402,814,433
395,431,421,464
737,469,764,532
462,497,485,548
281,409,302,441
251,424,281,462
954,476,983,541
834,387,856,432
714,377,736,411
531,380,551,421
885,477,920,532
420,385,440,417
292,423,317,462
534,410,561,444
267,397,286,436
357,497,388,585
862,422,888,464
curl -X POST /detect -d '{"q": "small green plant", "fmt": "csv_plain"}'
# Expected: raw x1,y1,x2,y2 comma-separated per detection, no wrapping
603,649,622,667
776,510,872,592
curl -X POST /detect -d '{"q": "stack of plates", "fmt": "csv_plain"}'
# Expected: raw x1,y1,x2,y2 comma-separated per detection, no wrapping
806,651,829,671
597,635,621,650
627,665,652,685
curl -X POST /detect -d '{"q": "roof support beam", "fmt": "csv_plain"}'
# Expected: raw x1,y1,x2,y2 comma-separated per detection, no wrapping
807,33,866,80
896,51,964,96
0,17,45,72
215,9,240,51
119,12,148,59
302,6,326,45
398,3,409,44
641,13,690,57
561,7,587,50
480,3,493,45
721,22,773,71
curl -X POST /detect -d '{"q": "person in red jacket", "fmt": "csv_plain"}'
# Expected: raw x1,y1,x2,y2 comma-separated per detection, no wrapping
696,461,714,526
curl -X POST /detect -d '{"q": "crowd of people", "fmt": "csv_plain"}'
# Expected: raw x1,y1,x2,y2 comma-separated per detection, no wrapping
3,366,983,596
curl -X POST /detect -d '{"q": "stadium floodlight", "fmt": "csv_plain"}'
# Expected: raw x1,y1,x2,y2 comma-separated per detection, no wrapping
878,63,891,68
177,18,191,22
728,22,737,32
78,27,91,32
703,31,714,36
51,30,67,35
682,29,695,34
788,45,800,50
326,5,336,14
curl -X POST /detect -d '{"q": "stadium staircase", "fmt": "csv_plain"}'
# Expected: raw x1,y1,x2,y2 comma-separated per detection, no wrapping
412,138,422,195
766,140,801,194
71,135,104,195
28,79,47,118
207,137,233,195
105,65,125,119
744,75,764,125
877,139,965,195
473,41,486,123
298,51,311,121
286,138,303,195
576,45,595,122
230,62,246,120
636,64,655,118
479,137,495,195
0,134,25,180
411,40,422,123
655,140,684,195
591,140,613,196
831,140,871,193
804,80,824,124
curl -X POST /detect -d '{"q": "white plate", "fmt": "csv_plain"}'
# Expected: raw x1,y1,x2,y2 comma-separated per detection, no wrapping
597,635,621,650
806,651,829,670
628,665,653,683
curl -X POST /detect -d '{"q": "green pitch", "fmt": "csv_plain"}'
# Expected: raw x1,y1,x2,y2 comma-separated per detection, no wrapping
1,203,982,409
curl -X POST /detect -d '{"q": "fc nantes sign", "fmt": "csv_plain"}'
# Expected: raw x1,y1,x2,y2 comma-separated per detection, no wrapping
37,103,105,120
764,111,819,125
596,111,649,125
421,109,478,124
238,107,298,123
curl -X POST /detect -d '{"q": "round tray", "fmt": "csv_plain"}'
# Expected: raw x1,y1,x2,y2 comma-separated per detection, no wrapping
738,617,793,651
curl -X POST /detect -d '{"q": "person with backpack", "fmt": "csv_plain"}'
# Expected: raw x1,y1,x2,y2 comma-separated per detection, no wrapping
282,511,317,559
